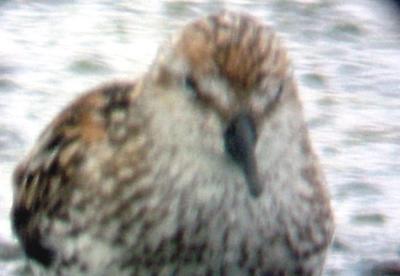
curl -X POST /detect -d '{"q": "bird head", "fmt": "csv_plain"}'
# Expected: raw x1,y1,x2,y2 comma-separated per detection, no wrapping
148,11,297,197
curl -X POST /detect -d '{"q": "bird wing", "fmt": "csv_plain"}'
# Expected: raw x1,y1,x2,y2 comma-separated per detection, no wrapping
11,80,150,266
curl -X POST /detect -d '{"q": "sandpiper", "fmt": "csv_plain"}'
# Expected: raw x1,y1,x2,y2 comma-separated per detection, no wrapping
12,11,334,275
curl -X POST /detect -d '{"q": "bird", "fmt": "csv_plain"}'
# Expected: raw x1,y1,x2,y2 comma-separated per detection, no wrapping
11,11,334,275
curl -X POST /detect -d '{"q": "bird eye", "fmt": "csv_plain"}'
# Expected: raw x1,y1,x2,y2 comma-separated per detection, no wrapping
184,75,199,96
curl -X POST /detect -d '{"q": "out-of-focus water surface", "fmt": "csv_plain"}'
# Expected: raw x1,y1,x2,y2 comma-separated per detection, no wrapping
1,0,399,275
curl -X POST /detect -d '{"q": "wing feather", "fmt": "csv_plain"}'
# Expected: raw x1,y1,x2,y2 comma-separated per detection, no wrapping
11,80,149,267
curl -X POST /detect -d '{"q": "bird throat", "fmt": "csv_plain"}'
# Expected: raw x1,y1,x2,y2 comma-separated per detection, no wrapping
223,112,262,198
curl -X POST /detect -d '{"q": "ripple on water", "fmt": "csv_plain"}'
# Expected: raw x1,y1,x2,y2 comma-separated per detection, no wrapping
0,240,22,262
0,238,26,276
302,72,327,90
68,56,112,74
352,213,386,226
345,126,394,145
0,78,19,92
308,114,333,129
321,145,340,157
336,180,382,200
330,21,365,37
0,126,24,161
367,260,400,276
316,94,339,107
331,237,351,253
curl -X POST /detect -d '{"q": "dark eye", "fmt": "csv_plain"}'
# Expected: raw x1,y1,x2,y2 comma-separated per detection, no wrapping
184,75,199,96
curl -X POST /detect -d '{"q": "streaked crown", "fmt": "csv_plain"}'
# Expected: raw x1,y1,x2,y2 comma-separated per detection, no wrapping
152,11,294,123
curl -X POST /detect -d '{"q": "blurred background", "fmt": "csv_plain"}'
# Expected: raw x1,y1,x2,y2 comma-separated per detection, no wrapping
0,0,399,275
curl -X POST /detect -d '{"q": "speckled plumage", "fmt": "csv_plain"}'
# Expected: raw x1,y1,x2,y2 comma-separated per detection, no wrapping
11,11,334,275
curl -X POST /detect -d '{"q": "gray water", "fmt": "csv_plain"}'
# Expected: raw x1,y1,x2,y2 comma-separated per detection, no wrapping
0,0,399,275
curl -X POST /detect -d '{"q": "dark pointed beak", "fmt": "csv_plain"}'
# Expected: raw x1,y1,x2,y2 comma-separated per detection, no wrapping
224,112,262,198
